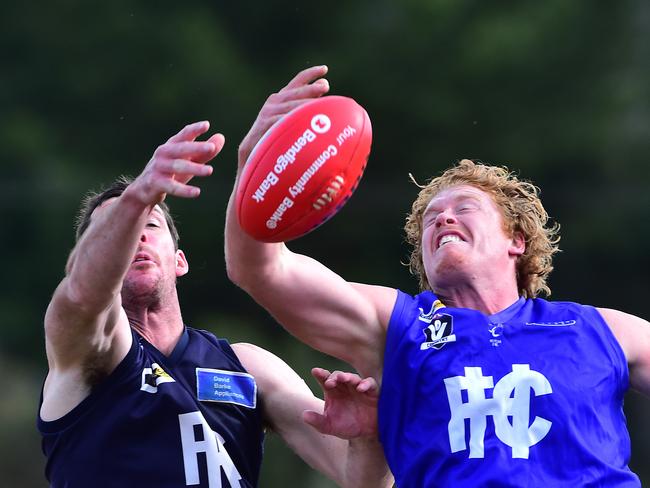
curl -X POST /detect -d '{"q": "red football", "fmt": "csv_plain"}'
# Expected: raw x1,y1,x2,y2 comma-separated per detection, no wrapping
236,95,372,242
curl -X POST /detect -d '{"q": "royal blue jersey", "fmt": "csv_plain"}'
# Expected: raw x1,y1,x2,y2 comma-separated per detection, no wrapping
38,327,265,488
378,291,640,487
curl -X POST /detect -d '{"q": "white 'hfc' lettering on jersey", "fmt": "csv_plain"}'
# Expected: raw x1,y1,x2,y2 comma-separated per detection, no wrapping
444,364,553,459
179,411,243,487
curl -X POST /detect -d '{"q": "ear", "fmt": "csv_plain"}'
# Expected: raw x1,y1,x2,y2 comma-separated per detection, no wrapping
509,231,526,257
175,249,189,277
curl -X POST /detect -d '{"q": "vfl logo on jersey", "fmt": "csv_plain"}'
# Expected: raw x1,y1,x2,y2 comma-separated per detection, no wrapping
444,364,553,459
140,362,175,393
417,299,446,323
420,313,457,350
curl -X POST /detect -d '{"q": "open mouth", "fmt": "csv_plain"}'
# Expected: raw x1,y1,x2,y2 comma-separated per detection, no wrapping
437,234,464,249
132,252,154,264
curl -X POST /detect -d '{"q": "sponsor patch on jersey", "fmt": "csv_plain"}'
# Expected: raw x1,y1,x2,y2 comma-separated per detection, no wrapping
421,313,457,350
141,362,176,393
196,368,257,409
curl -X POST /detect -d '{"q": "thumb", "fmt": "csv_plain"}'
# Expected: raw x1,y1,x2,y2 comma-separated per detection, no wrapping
302,410,328,435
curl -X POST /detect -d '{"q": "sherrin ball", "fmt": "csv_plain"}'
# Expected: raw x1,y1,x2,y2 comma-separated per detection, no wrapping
236,95,372,242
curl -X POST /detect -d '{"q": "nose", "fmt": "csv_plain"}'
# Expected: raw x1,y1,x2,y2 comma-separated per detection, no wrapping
435,210,457,227
140,232,148,242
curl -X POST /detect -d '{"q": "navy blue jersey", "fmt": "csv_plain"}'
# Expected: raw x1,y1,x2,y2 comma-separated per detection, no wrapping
379,291,640,487
38,327,265,488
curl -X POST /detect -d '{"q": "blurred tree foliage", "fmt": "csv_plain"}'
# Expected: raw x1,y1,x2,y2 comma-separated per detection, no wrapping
1,0,648,486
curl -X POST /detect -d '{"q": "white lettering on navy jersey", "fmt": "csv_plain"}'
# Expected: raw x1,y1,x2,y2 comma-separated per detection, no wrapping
444,364,553,459
179,411,242,487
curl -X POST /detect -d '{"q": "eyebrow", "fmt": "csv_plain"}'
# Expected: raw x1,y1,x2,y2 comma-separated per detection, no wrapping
425,193,482,213
150,206,165,219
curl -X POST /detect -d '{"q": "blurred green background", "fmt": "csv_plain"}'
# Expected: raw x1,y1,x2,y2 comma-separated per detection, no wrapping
2,0,649,486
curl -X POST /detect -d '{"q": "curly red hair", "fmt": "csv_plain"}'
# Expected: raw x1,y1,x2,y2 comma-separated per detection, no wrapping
404,159,561,298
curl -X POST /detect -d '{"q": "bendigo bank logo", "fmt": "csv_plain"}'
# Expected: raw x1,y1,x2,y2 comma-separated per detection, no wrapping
421,313,457,350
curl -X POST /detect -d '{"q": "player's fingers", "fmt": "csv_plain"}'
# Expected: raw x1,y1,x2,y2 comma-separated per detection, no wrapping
159,178,203,199
261,94,327,121
207,133,226,153
283,78,330,98
324,371,358,389
157,141,217,160
193,133,226,164
311,367,331,386
357,377,379,396
272,81,330,108
284,65,328,90
167,120,210,143
158,158,214,178
302,410,328,435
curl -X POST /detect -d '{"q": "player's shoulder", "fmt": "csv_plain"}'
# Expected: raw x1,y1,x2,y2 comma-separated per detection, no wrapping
231,342,308,393
230,343,297,377
529,296,590,314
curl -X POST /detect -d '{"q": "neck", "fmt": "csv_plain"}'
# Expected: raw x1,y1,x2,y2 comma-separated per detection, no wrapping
123,290,184,356
434,276,521,316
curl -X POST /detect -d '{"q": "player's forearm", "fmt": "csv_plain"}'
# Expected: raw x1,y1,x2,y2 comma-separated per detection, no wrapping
224,181,286,288
65,190,151,311
342,437,393,488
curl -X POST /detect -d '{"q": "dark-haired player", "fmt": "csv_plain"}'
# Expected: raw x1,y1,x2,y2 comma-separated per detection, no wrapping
38,121,393,488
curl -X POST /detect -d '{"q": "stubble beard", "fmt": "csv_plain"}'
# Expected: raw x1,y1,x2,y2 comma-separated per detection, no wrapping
121,272,169,312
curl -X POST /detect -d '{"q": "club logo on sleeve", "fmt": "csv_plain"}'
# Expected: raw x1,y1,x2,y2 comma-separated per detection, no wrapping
141,363,176,393
421,313,457,350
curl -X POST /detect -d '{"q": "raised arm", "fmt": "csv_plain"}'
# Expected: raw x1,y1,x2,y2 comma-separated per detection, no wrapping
42,122,224,419
598,307,650,397
225,66,395,378
232,343,393,488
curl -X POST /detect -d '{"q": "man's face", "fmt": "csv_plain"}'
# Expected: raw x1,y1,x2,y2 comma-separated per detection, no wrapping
92,199,188,305
420,184,524,291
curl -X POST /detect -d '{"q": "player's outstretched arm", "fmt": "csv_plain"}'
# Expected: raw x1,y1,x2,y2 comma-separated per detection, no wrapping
303,367,394,488
599,308,650,397
225,66,395,377
232,344,393,488
43,122,224,419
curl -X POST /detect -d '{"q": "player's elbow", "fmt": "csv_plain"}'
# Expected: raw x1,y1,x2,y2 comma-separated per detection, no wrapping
225,243,287,293
225,256,265,295
225,258,246,289
59,277,118,319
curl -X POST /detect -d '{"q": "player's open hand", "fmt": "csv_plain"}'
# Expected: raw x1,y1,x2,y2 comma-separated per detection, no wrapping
238,66,329,169
302,367,379,440
130,121,225,205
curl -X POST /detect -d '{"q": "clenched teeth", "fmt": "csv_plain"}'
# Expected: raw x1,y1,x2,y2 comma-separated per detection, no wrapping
438,235,462,248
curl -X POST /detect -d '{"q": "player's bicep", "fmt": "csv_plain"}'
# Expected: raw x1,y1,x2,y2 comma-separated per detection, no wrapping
248,250,395,369
233,343,346,483
44,278,131,371
599,307,650,395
